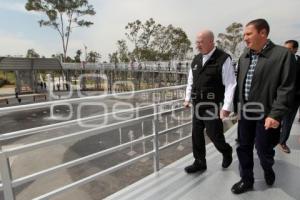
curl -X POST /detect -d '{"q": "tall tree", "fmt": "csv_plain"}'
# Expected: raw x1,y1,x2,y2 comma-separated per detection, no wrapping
216,22,244,59
51,53,64,61
117,40,130,62
74,49,82,63
25,0,96,61
26,48,40,58
108,52,119,64
152,25,192,60
125,19,141,60
87,51,101,63
123,18,192,61
139,18,162,49
125,18,161,61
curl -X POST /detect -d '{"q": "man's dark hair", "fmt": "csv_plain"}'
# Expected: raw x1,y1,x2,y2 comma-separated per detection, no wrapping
246,18,270,35
285,40,299,49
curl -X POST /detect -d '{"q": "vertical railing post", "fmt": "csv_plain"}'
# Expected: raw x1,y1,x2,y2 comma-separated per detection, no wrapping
0,153,15,200
161,90,165,103
152,103,160,172
141,121,147,156
119,128,122,144
165,115,169,145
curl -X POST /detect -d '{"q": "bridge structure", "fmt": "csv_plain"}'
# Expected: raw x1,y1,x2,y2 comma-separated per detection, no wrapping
0,57,189,95
0,85,298,200
0,85,191,199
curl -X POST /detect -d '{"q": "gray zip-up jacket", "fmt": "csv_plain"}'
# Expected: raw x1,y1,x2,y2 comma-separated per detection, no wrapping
234,40,296,121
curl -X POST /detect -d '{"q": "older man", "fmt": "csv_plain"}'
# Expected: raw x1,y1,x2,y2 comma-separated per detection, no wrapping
232,19,296,194
184,30,236,173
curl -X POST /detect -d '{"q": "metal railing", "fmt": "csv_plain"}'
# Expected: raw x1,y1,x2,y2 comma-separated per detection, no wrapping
0,85,186,114
62,61,191,73
0,85,192,200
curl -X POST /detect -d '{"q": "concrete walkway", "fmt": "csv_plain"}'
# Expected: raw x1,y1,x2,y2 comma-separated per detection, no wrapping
106,119,300,200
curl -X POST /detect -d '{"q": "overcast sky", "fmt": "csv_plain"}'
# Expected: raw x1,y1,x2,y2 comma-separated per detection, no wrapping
1,0,300,61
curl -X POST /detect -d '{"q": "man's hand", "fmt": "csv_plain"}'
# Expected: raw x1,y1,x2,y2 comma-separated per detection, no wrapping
183,101,191,108
264,117,280,130
220,109,231,120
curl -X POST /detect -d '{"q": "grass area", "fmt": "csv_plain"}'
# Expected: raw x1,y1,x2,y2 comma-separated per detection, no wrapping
0,71,16,84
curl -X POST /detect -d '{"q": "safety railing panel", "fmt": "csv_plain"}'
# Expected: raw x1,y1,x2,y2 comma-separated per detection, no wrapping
0,86,192,200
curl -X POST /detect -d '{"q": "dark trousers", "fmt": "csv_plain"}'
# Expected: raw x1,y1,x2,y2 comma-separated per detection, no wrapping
237,112,280,184
192,107,232,162
280,101,300,144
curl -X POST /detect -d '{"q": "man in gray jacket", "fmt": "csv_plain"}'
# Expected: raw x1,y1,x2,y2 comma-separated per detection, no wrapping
231,19,296,194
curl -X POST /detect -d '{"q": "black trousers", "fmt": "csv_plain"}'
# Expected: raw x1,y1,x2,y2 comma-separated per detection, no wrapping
192,107,232,162
280,100,300,144
237,112,280,184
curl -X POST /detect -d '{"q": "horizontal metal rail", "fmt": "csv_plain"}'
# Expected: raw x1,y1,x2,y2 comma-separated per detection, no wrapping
7,115,190,189
2,107,187,157
0,98,185,141
0,89,193,199
159,135,191,151
31,121,192,200
0,85,186,114
12,134,154,188
158,122,192,136
33,151,155,200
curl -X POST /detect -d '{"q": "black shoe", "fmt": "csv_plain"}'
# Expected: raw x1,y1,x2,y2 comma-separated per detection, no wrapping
231,180,253,194
278,144,291,154
222,148,233,168
184,160,207,173
264,169,275,186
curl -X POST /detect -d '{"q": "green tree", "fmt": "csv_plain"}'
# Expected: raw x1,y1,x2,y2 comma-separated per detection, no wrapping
74,49,82,63
125,19,141,60
117,40,130,62
65,56,74,63
87,51,101,63
152,25,192,60
216,22,244,58
25,0,96,61
26,48,40,58
123,18,192,61
108,52,119,64
51,53,64,61
125,18,161,61
139,18,162,49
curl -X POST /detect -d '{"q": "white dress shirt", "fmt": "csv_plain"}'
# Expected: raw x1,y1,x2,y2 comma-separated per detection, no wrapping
185,47,237,111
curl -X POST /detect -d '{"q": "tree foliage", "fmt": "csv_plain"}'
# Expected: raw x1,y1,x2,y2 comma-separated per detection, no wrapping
74,49,82,63
26,48,40,58
117,40,130,62
87,51,101,63
216,22,244,59
25,0,96,61
112,18,192,62
152,25,192,60
108,52,119,64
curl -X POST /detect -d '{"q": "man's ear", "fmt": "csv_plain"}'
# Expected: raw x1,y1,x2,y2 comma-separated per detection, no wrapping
260,29,267,37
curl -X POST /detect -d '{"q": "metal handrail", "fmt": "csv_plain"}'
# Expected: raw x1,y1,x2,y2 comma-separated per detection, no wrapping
12,134,155,188
33,151,155,200
0,98,185,140
0,85,186,114
2,106,186,157
0,86,192,200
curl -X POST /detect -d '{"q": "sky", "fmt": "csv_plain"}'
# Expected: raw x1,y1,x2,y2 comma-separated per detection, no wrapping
0,0,300,61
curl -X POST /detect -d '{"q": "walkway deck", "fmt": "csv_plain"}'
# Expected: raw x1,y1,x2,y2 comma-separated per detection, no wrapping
106,119,300,200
